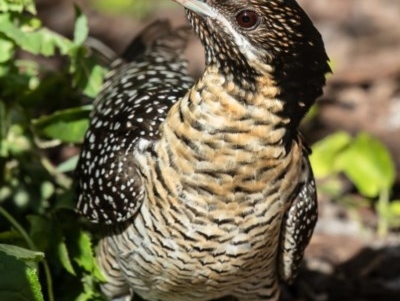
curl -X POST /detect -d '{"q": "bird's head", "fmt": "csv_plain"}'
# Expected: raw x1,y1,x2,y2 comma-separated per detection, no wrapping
172,0,331,126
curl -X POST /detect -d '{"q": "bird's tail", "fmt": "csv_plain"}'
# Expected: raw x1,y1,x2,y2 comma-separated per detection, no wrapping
121,20,191,62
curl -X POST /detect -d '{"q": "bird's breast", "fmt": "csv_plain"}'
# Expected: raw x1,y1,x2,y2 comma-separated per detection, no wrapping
114,193,283,300
118,69,304,299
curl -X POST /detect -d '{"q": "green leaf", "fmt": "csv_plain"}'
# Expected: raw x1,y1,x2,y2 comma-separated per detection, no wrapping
70,52,107,97
68,8,107,98
0,246,44,301
82,63,107,98
0,13,72,56
74,231,93,272
335,133,396,197
389,200,400,216
57,155,79,173
310,131,352,178
33,106,91,143
57,236,76,276
0,0,36,14
387,200,400,228
0,39,14,62
36,27,72,56
27,215,52,252
40,118,87,143
73,5,89,45
0,243,44,263
77,274,105,301
74,231,106,282
4,124,32,155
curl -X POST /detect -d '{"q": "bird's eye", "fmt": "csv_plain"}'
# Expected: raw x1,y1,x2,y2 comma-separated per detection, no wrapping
236,10,259,29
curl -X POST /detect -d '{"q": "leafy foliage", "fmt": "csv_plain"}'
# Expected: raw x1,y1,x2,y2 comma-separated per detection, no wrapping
310,131,400,234
0,1,107,300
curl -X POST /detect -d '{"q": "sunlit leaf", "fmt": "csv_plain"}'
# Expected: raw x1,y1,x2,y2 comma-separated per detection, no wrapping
0,0,36,14
389,200,400,216
5,124,32,155
33,106,91,143
310,131,352,178
57,155,79,173
82,63,107,97
0,243,44,263
70,52,107,97
57,237,76,276
0,39,14,62
74,231,106,281
0,245,44,301
0,13,72,56
73,5,89,45
335,133,396,197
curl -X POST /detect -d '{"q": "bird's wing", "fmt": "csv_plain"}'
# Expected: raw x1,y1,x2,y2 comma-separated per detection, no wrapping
75,20,194,224
278,149,318,282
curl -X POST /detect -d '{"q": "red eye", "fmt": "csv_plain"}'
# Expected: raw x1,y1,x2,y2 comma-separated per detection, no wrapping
236,10,259,29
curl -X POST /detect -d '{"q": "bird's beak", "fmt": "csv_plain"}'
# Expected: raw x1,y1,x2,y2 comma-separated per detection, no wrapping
172,0,218,19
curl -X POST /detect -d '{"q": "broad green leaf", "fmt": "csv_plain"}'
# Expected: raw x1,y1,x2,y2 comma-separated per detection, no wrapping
0,0,36,14
33,106,91,143
40,118,88,143
0,247,44,301
335,133,396,197
310,131,352,178
73,5,89,45
0,243,44,263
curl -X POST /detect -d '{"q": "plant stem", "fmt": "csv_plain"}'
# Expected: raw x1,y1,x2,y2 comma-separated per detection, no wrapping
0,206,54,301
377,189,390,237
0,206,35,250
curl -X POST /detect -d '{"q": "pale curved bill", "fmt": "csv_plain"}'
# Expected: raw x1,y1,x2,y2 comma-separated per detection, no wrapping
171,0,218,19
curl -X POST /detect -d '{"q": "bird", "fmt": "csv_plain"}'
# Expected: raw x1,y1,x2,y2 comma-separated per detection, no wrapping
75,0,330,300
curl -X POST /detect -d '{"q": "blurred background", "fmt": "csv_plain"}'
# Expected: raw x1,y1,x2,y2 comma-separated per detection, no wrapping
1,0,399,300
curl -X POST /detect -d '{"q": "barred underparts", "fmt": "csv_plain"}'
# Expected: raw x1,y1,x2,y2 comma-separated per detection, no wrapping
75,0,330,300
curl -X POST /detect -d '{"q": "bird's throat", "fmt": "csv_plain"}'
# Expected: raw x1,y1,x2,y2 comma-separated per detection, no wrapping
164,66,290,151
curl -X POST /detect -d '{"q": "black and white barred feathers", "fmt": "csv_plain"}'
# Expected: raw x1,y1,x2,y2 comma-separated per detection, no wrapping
75,21,194,223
